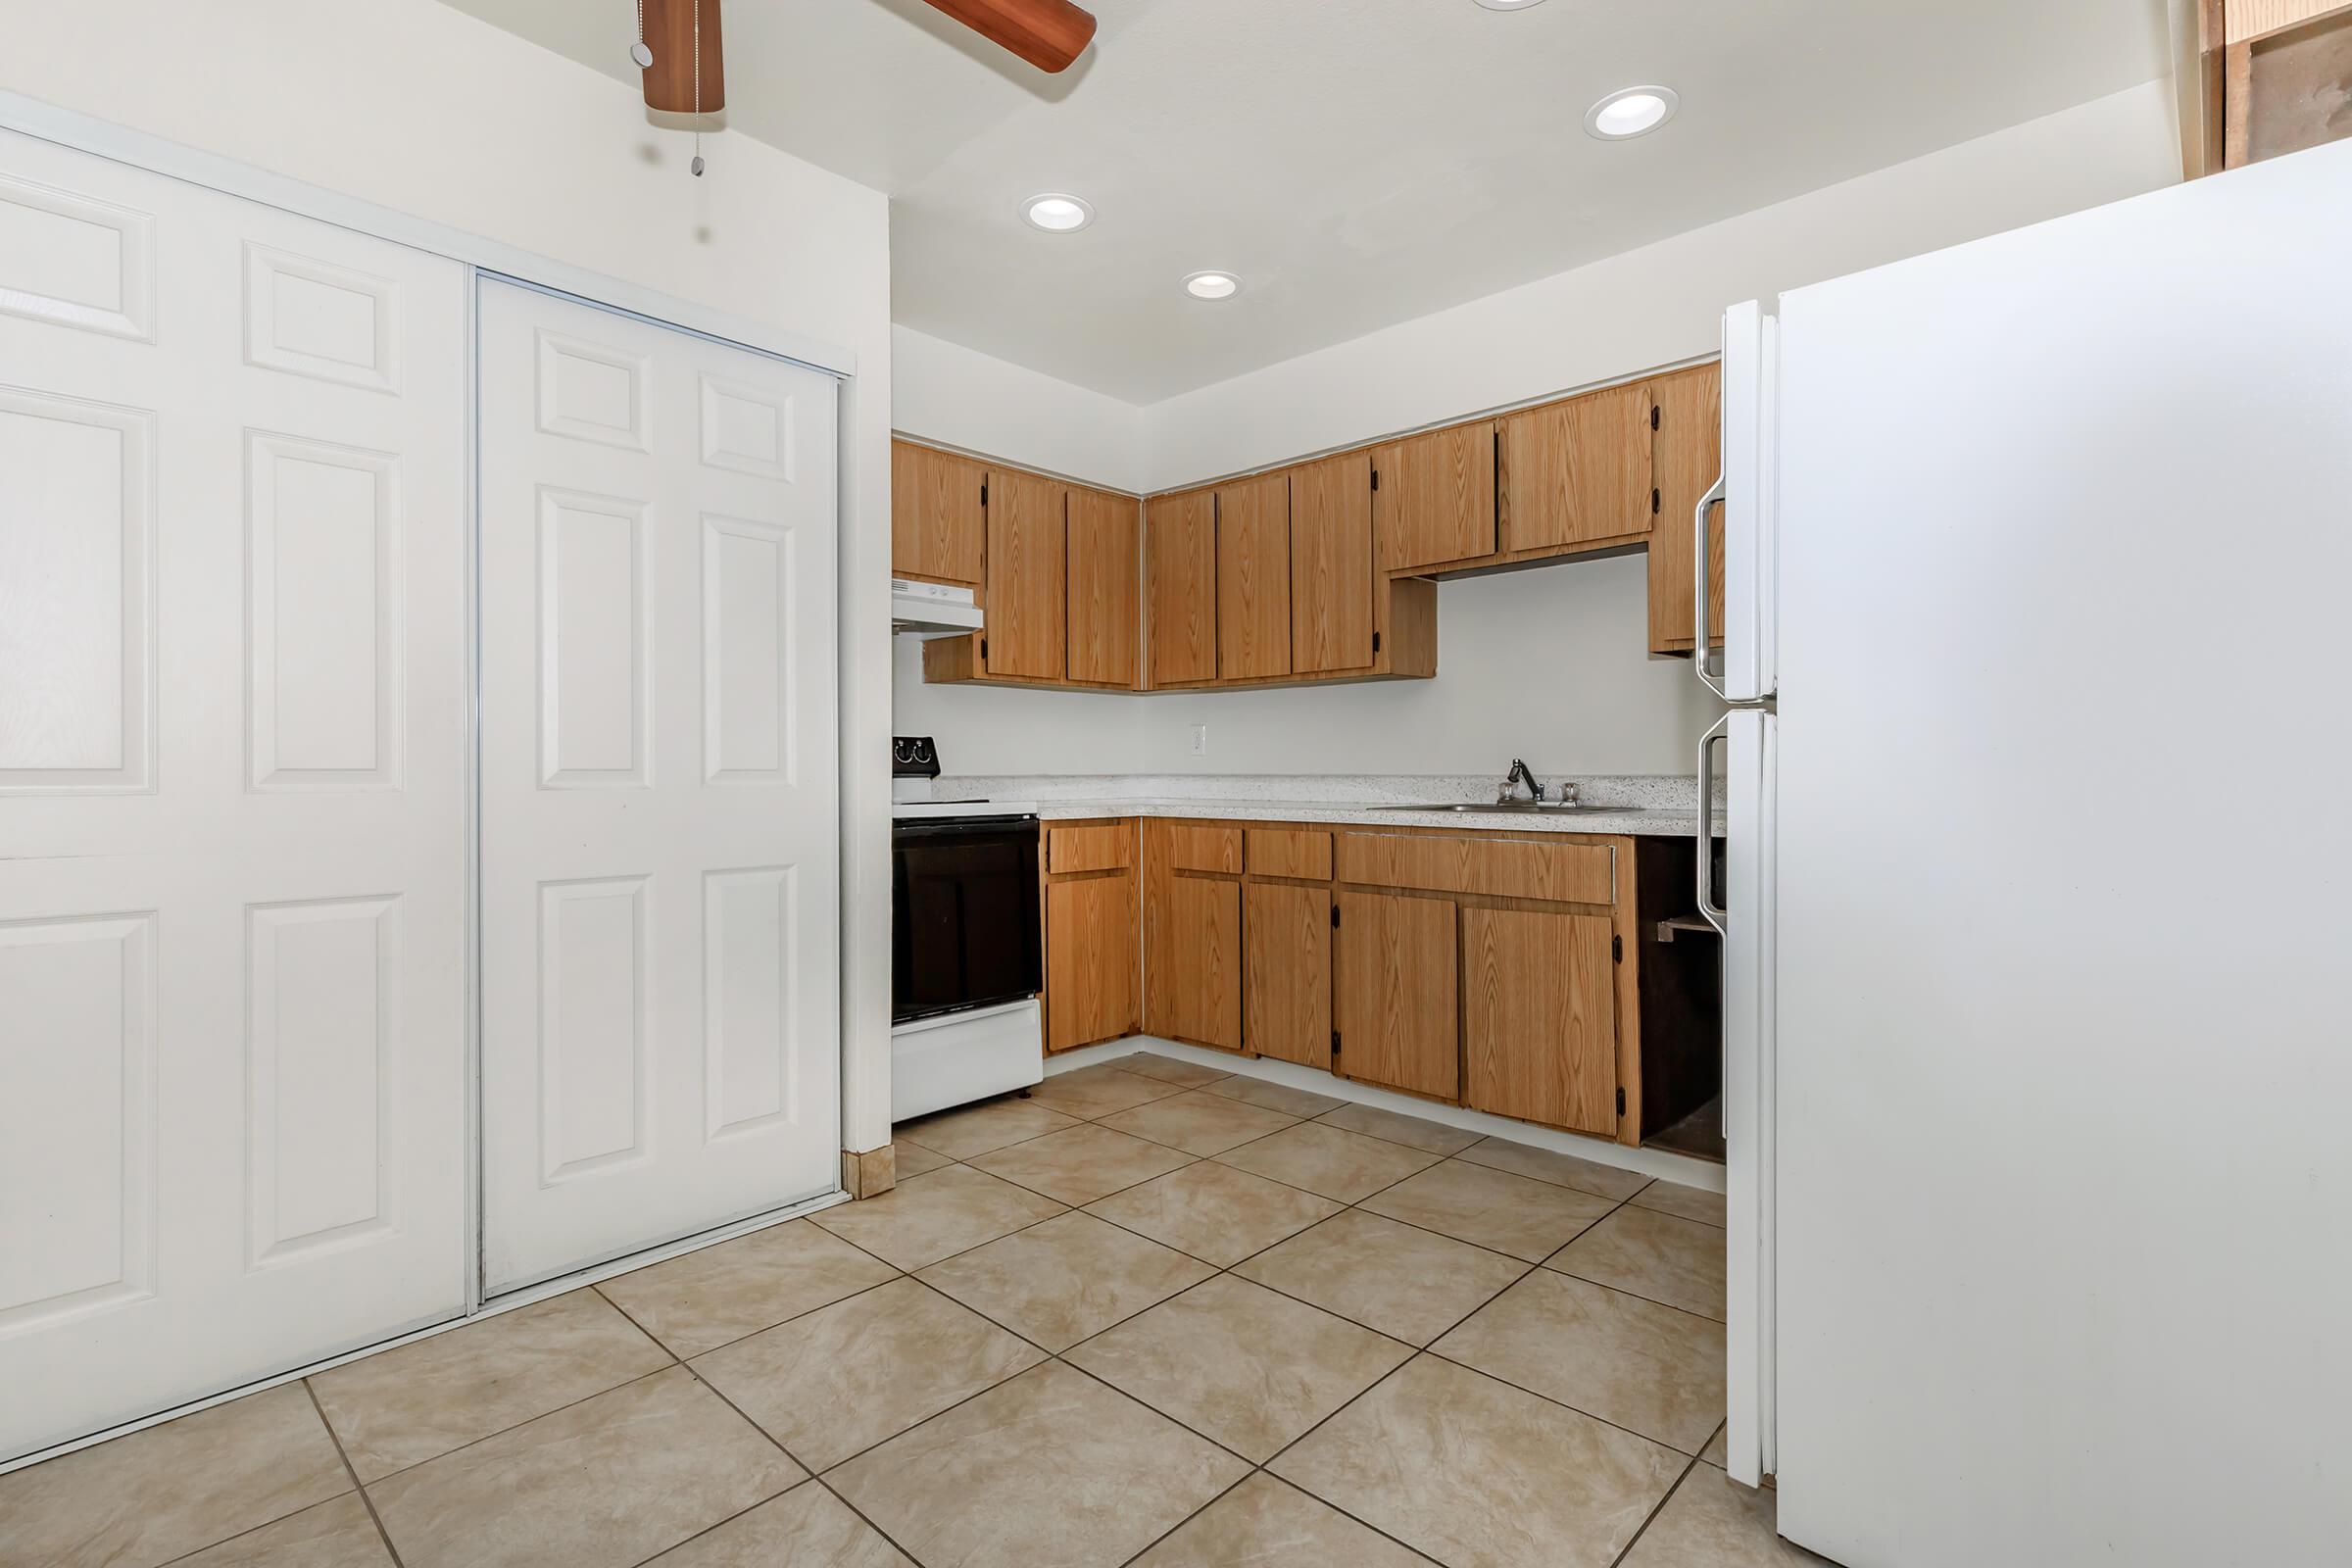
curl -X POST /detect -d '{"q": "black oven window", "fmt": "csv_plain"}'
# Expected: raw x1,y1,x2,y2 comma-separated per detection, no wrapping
893,818,1043,1023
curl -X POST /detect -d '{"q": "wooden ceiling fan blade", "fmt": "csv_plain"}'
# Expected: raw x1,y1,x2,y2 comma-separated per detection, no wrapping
641,0,725,114
920,0,1099,74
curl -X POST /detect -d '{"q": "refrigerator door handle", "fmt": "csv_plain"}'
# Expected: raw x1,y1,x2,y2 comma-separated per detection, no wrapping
1696,714,1730,933
1692,474,1729,700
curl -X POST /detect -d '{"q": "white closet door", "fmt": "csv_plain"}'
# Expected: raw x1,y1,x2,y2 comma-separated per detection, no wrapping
0,132,468,1460
478,279,840,1293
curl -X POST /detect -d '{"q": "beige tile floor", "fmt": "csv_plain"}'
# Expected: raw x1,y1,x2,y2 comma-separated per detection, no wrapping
0,1052,1825,1568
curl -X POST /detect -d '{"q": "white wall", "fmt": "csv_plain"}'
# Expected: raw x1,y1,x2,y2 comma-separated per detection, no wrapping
1,0,902,1151
894,79,2180,781
894,325,1148,493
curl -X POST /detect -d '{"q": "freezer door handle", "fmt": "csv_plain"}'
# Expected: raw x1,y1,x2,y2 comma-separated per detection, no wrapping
1692,474,1729,700
1696,714,1730,934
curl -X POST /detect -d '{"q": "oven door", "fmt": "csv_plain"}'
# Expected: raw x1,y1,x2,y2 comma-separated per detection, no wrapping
892,815,1044,1024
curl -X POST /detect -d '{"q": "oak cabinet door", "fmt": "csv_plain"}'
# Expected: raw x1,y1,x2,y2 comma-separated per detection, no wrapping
1146,488,1217,686
1066,486,1139,687
1047,870,1138,1052
1498,382,1653,553
1461,907,1618,1136
1215,470,1292,680
1146,874,1244,1051
1334,891,1458,1099
890,440,985,586
1645,362,1726,654
983,468,1066,679
1245,882,1331,1069
1289,451,1375,674
1374,421,1496,572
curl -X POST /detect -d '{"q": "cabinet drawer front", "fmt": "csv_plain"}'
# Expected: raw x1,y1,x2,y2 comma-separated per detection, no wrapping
1167,824,1244,875
1049,824,1133,875
1246,828,1332,881
1334,832,1613,904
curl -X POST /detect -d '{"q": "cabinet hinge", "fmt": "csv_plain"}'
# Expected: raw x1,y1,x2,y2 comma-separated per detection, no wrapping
1332,1029,1342,1057
1650,405,1661,431
979,637,988,661
1331,904,1341,929
1650,488,1661,514
1612,934,1623,962
1371,631,1381,655
1370,467,1380,492
1616,1086,1628,1116
980,479,989,506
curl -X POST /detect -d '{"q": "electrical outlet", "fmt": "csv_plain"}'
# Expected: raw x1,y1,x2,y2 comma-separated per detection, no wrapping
1189,723,1208,758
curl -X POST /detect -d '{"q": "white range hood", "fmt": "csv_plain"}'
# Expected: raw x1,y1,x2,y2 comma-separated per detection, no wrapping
891,577,984,637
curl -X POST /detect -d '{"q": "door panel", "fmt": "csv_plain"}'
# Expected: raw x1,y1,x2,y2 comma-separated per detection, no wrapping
1334,892,1457,1099
1065,486,1138,687
0,131,467,1461
480,279,840,1294
1146,489,1216,686
1462,907,1617,1135
1289,451,1374,674
1645,363,1725,654
1245,882,1330,1068
1499,382,1653,552
1375,421,1496,571
1214,471,1291,680
1047,870,1137,1051
983,468,1066,680
889,440,983,586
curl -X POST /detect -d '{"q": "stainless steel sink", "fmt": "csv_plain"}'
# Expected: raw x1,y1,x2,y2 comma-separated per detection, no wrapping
1367,801,1636,815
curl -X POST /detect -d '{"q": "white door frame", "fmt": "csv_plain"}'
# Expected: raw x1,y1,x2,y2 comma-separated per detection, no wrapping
0,90,865,1468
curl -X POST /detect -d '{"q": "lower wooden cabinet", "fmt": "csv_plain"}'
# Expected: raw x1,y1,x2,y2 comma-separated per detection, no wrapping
1043,816,1662,1147
1244,882,1330,1068
1462,906,1617,1136
1334,890,1459,1100
1046,870,1137,1052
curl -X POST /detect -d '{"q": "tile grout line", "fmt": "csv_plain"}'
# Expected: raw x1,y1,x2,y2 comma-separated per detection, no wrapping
303,1378,410,1568
1606,1450,1707,1568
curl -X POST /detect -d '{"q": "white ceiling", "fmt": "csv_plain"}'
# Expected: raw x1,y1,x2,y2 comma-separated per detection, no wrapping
440,0,2170,402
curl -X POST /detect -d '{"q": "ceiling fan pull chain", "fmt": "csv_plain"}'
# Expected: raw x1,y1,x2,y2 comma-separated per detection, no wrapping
690,0,708,176
629,0,652,70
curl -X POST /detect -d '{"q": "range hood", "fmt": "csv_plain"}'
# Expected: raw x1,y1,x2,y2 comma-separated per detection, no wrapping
892,577,985,637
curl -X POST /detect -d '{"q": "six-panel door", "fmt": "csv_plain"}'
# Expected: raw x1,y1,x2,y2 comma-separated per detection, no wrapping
0,130,469,1461
477,279,841,1294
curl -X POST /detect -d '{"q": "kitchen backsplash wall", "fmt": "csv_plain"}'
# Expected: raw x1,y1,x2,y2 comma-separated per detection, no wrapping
891,554,1721,777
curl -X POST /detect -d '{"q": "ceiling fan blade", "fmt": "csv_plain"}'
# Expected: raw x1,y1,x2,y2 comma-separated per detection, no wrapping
640,0,725,113
920,0,1099,74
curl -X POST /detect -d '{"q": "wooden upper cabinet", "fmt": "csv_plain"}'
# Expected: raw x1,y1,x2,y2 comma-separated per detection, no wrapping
1499,382,1655,554
1066,486,1139,687
983,468,1066,680
1462,906,1618,1136
1146,489,1217,687
1215,471,1292,681
1374,421,1496,572
1289,451,1375,675
1646,363,1725,655
1334,890,1458,1100
890,441,985,586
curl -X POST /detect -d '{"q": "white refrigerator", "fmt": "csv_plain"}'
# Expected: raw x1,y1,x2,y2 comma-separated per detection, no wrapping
1707,139,2352,1566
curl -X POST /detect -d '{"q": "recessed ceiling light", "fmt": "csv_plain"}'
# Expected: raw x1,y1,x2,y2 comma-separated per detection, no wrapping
1473,0,1547,10
1183,270,1242,301
1020,192,1095,232
1585,85,1679,140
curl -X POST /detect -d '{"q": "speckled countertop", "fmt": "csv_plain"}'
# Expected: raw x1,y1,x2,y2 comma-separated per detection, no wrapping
915,774,1719,839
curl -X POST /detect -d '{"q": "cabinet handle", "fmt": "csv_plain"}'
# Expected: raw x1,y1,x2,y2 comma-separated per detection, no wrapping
1695,715,1729,936
1692,473,1727,699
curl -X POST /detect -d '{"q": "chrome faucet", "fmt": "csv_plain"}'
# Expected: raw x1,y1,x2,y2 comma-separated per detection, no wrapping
1498,759,1545,804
